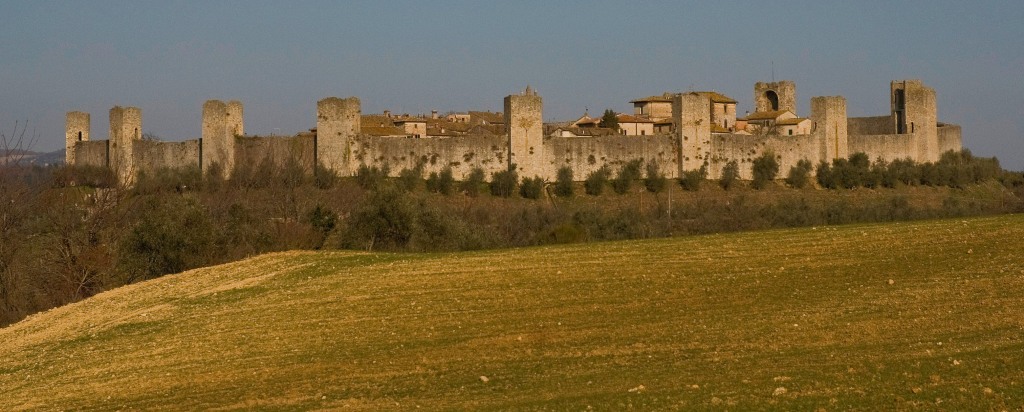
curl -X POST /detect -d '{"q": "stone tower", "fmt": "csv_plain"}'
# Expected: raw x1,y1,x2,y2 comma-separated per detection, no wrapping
891,80,938,162
811,96,849,162
673,93,711,177
316,97,361,176
227,100,244,137
505,86,544,177
202,100,243,178
754,81,797,113
65,111,90,165
109,106,141,185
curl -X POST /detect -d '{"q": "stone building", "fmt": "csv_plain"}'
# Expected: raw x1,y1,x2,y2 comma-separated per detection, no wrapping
65,79,961,185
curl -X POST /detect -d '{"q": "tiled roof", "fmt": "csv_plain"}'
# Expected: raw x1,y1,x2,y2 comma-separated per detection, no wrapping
630,93,675,104
694,91,738,104
469,111,505,125
616,114,655,123
776,117,809,126
710,124,731,133
743,110,792,121
361,126,406,136
361,115,395,127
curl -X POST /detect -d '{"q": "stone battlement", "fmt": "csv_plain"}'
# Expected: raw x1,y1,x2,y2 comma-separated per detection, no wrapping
66,80,961,185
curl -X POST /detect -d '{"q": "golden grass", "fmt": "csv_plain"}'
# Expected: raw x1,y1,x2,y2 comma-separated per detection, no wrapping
2,215,1023,410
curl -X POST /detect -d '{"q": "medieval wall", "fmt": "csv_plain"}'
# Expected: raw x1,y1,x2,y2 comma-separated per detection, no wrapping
72,140,109,168
349,134,508,180
133,139,201,173
546,134,678,179
848,134,917,162
847,116,893,135
234,134,317,173
706,134,821,180
937,124,962,155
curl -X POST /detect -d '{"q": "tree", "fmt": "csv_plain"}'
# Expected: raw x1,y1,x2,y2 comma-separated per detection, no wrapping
612,159,643,194
599,109,619,130
520,176,544,199
554,166,574,197
719,160,739,190
584,166,611,196
751,152,780,189
785,159,814,189
490,165,519,197
679,164,707,191
460,167,486,196
643,161,667,193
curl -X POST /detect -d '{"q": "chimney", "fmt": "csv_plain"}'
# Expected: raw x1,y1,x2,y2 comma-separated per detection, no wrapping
384,110,391,118
431,110,438,119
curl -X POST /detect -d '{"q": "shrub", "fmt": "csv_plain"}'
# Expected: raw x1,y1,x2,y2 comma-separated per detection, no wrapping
355,164,389,189
425,167,455,195
554,166,574,197
785,159,813,189
520,176,545,199
304,204,337,249
751,152,780,189
313,164,337,190
816,160,835,189
116,197,216,281
679,164,707,191
490,165,519,197
612,159,643,195
643,161,666,193
888,158,920,187
397,165,423,191
342,185,417,251
461,167,486,196
584,165,611,196
719,160,739,190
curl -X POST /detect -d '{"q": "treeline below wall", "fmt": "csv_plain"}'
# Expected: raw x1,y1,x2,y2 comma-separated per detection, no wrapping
1,151,1022,327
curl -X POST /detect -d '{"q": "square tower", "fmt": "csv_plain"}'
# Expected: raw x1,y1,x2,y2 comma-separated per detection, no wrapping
505,86,544,177
316,97,361,176
65,111,90,165
109,106,141,185
891,80,938,162
754,81,797,113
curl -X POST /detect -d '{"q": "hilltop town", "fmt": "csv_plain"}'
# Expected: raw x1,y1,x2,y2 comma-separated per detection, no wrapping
64,79,961,184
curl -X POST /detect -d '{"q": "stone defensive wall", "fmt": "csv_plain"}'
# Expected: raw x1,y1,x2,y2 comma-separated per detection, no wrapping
350,134,508,180
65,79,961,185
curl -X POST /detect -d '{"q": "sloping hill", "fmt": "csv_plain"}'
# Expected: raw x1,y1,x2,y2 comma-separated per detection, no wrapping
2,215,1023,410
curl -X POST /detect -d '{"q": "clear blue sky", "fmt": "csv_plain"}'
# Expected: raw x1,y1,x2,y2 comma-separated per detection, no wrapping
2,1,1022,169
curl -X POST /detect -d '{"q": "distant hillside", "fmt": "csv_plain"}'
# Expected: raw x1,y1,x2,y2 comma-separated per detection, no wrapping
1,215,1022,409
0,149,64,166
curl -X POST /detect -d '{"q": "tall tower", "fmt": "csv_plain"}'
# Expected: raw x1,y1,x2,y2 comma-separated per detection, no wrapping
891,80,938,162
754,81,797,113
316,97,361,176
202,100,243,178
65,111,90,165
227,100,244,137
109,106,141,185
505,86,544,177
811,96,848,162
673,92,711,177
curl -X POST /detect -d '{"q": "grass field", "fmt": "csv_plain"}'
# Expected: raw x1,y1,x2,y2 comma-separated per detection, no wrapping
2,215,1023,410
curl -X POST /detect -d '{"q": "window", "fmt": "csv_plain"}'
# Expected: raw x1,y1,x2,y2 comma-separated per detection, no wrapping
77,131,82,141
788,129,793,136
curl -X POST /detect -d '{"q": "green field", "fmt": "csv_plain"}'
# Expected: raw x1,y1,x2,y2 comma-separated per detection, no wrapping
2,215,1023,410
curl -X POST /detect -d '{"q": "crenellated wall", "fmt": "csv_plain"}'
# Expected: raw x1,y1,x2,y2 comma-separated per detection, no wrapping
64,79,962,186
847,116,893,135
73,140,109,168
547,134,677,179
350,134,508,180
133,139,201,173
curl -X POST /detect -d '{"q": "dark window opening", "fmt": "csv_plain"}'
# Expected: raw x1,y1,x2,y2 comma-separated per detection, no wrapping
766,90,779,111
77,131,82,141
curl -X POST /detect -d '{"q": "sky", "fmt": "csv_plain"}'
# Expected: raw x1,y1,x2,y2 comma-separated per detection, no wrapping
2,1,1022,169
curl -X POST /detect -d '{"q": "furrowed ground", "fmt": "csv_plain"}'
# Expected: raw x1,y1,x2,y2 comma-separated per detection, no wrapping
1,215,1023,410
